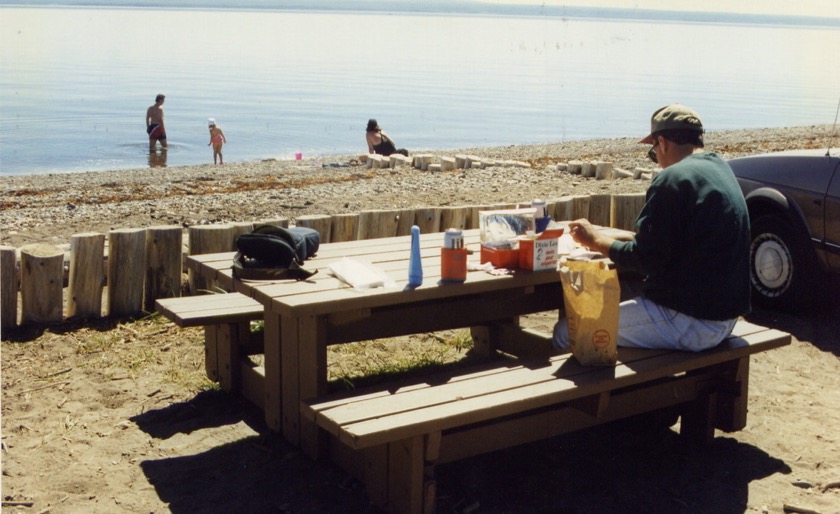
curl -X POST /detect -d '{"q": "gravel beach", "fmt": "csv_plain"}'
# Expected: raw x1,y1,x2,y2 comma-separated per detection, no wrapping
2,125,836,249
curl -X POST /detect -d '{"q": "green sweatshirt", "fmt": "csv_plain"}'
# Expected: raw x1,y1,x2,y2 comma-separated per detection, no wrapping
608,151,751,320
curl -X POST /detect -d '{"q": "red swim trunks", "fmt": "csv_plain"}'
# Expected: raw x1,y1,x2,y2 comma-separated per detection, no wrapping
147,124,166,140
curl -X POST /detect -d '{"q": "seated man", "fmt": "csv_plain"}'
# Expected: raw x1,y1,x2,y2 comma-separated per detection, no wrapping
554,104,751,352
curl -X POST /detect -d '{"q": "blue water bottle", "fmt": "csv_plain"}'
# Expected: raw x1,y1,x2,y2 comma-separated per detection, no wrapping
408,225,423,287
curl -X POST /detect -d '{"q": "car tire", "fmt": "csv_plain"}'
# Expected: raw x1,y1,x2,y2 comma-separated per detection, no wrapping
749,214,818,310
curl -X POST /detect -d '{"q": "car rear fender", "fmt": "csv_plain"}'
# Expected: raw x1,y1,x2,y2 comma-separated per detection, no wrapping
744,186,829,270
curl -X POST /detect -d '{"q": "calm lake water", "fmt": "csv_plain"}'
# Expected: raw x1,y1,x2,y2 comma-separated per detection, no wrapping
1,4,839,175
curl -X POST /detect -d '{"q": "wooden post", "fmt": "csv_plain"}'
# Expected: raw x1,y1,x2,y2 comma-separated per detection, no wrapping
256,217,290,228
569,195,591,221
390,154,411,168
108,228,145,317
588,194,612,227
594,161,613,180
229,222,254,250
19,243,64,325
580,162,596,178
144,225,183,312
188,224,234,294
413,154,433,171
358,209,400,240
440,206,470,231
68,232,105,319
1,245,18,329
330,213,360,242
610,193,646,231
439,157,456,171
414,208,441,234
567,160,583,174
295,215,333,244
396,209,416,236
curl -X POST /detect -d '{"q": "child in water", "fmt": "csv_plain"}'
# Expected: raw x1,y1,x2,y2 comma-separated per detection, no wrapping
207,118,226,165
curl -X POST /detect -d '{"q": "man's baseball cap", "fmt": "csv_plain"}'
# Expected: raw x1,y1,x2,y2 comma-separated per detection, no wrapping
639,104,704,144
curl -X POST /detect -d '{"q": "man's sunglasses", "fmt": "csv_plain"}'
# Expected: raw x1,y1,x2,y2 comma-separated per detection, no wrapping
647,138,659,164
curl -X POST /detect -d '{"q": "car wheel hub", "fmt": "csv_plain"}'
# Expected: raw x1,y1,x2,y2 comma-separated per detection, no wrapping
753,236,791,292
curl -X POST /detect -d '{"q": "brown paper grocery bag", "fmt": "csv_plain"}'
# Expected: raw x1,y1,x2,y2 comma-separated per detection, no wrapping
559,260,620,366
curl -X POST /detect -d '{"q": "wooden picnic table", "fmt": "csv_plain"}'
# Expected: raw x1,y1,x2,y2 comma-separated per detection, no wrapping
186,228,614,455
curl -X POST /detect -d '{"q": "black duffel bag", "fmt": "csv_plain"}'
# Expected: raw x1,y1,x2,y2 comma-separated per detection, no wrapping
232,224,320,280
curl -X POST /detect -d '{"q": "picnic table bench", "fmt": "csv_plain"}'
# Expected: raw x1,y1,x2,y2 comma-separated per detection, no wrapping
302,320,790,514
155,293,264,390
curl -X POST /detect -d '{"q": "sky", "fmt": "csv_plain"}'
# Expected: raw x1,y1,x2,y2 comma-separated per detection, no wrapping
483,0,840,19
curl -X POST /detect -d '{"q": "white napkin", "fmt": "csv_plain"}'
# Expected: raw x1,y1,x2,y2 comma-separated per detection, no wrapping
328,257,396,290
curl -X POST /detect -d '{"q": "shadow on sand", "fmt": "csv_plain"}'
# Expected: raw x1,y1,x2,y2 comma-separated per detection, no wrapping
132,389,791,513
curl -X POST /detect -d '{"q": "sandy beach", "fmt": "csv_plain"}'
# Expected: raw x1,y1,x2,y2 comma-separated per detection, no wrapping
2,125,840,513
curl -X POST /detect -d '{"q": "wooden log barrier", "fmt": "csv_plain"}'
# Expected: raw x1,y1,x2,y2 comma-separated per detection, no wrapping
229,222,254,249
611,193,647,232
256,217,290,228
396,209,416,236
390,154,412,168
454,154,468,169
567,160,583,174
296,214,333,244
594,161,613,180
108,228,145,317
414,207,442,234
580,161,596,178
358,209,400,240
1,245,18,329
20,243,64,325
545,199,563,222
588,194,612,227
465,155,482,169
440,157,456,171
330,213,360,243
413,154,433,171
439,206,471,231
144,225,183,312
188,224,235,294
567,195,591,221
369,155,385,169
68,232,105,319
612,168,634,179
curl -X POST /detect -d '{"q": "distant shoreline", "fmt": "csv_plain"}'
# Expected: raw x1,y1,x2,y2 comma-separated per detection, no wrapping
2,125,836,182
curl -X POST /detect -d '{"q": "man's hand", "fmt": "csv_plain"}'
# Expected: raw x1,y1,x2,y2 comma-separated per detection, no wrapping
568,218,615,255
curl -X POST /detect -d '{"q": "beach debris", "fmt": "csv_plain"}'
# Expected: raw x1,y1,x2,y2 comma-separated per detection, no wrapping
783,504,820,514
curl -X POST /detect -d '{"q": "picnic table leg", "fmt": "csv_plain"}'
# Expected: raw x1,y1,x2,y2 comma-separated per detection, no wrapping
263,313,283,432
387,435,431,514
470,316,519,356
205,325,220,382
216,321,249,392
713,356,750,432
298,315,329,458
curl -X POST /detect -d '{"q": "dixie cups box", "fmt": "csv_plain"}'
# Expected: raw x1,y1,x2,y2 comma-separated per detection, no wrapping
518,228,565,271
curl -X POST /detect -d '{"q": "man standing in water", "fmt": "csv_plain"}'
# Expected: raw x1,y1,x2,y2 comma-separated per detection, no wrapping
146,94,167,152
